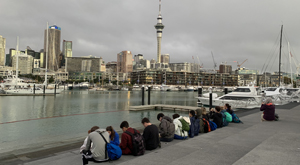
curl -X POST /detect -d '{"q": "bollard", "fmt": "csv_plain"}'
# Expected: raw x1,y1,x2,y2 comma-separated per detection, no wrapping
224,88,228,95
209,92,213,110
64,84,65,90
43,85,45,95
142,87,145,105
33,84,35,95
198,87,202,97
54,85,57,96
148,86,151,105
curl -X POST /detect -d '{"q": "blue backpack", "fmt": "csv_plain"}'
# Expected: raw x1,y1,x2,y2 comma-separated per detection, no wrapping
221,112,229,127
208,120,217,131
99,132,122,160
232,113,243,123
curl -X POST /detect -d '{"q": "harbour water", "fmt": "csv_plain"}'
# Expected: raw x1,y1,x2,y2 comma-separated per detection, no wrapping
0,90,199,153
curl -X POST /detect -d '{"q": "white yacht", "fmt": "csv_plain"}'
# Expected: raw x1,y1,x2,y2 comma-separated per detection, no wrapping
121,87,129,91
160,84,170,91
132,84,141,91
197,85,261,109
185,86,194,91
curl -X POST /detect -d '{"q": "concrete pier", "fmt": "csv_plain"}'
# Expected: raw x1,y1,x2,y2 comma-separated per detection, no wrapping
129,104,200,112
2,103,300,165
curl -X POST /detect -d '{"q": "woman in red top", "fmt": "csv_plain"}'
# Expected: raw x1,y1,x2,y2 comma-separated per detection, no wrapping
260,98,275,121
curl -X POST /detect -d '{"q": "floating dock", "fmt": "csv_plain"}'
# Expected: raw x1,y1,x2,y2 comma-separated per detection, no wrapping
129,104,200,112
0,93,55,96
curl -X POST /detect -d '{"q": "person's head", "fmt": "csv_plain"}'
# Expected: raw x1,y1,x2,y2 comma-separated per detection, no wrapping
225,103,231,110
189,110,195,117
88,130,91,134
195,108,203,118
201,107,207,115
172,114,180,119
90,126,99,132
265,97,273,104
106,126,115,140
157,113,164,121
215,106,221,112
120,121,129,132
141,117,151,127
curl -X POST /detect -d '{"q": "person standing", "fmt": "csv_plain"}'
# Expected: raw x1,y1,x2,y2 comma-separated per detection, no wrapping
141,117,160,150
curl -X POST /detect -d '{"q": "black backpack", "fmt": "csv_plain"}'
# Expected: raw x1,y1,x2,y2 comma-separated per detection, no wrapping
125,129,145,156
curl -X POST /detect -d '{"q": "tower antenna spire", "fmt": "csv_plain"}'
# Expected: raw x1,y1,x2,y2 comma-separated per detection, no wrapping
159,0,161,16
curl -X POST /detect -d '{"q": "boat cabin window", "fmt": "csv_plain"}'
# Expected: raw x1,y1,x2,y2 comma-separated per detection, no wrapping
233,88,251,92
266,88,277,91
219,96,255,101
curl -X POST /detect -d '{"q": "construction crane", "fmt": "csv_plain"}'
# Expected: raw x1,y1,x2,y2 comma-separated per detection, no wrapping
196,56,204,68
211,51,217,71
237,59,248,68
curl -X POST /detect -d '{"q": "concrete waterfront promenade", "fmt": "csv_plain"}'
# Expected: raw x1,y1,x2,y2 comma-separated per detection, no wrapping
2,103,300,165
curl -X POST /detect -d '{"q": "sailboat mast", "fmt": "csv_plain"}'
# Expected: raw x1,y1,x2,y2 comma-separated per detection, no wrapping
45,22,49,87
279,25,283,86
288,42,293,87
16,36,19,87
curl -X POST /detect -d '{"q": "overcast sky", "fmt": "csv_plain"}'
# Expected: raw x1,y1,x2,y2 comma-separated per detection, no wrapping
1,0,300,73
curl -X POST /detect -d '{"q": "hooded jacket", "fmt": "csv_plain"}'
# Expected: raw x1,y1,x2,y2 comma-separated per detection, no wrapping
84,129,110,161
159,116,175,139
173,116,188,137
189,116,200,138
260,103,275,121
196,109,204,133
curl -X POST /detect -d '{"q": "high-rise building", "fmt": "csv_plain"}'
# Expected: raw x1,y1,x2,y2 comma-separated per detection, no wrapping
0,35,6,66
62,40,72,58
134,54,143,64
44,25,61,71
154,0,164,63
219,64,232,74
12,54,34,74
161,54,170,64
117,51,133,73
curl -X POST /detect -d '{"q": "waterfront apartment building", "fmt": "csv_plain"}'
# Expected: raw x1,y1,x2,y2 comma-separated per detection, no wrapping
44,25,61,71
169,62,201,73
130,70,238,86
219,64,232,74
65,56,104,72
106,61,117,73
117,51,133,73
12,54,34,74
257,73,282,87
0,35,6,66
161,54,170,64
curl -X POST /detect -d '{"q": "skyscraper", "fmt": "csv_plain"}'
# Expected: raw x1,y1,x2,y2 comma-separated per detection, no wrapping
161,54,170,64
154,0,164,63
62,40,72,58
44,25,61,71
0,35,6,66
117,51,133,73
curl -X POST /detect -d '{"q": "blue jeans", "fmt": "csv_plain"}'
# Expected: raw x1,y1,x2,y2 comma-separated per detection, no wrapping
160,137,173,142
174,134,187,140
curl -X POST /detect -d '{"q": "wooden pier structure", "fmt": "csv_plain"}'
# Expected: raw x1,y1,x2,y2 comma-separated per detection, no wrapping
129,104,200,112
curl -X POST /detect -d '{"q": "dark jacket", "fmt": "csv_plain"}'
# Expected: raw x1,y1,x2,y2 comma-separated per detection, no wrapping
260,103,275,121
119,128,140,155
143,124,159,150
159,116,175,139
189,116,200,138
209,111,223,128
195,109,204,133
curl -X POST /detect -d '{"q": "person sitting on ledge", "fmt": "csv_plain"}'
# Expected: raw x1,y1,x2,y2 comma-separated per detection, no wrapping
209,106,223,128
141,117,160,150
260,97,275,121
119,121,140,155
189,110,200,138
82,126,110,165
157,113,175,142
172,114,188,139
106,126,120,146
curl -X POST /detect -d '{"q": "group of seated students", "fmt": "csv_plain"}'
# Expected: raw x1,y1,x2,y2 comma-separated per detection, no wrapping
80,103,237,165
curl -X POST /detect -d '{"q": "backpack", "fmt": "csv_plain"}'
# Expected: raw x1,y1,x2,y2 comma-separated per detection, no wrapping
179,118,190,132
232,113,243,123
125,129,145,156
221,112,229,127
99,132,122,160
208,120,217,131
224,112,232,122
201,118,211,133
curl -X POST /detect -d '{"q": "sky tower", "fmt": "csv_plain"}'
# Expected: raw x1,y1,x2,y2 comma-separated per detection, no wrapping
155,0,164,63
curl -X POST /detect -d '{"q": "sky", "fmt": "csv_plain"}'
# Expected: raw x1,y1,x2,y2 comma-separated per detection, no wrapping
1,0,300,73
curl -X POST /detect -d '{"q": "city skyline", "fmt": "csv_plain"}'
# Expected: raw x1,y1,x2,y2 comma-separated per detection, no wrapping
1,0,300,72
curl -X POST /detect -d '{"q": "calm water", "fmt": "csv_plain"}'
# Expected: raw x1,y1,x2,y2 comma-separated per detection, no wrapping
0,90,198,153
